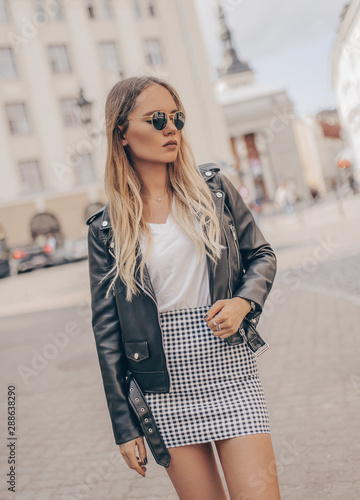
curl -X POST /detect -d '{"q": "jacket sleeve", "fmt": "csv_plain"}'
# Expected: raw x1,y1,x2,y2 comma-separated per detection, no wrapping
87,223,144,445
218,173,277,319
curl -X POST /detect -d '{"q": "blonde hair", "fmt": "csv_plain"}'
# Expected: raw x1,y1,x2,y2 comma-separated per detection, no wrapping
101,75,223,301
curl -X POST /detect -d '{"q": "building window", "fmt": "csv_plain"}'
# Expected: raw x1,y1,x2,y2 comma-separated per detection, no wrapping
49,0,63,21
5,103,31,135
143,39,164,66
86,0,95,19
146,0,156,17
19,160,44,194
74,153,95,185
0,0,10,23
101,0,112,19
0,47,17,79
98,41,121,71
34,0,46,23
60,98,82,127
48,45,71,73
33,0,63,22
132,0,141,18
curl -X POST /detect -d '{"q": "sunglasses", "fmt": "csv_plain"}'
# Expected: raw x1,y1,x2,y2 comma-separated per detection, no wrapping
129,110,186,131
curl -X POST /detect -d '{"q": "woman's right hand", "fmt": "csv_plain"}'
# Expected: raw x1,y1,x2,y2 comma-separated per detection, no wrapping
119,436,148,477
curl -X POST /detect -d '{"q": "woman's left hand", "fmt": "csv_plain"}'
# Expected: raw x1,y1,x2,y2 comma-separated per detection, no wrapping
203,297,252,340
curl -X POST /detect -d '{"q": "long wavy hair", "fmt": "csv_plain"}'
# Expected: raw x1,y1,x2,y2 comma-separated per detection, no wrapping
100,75,223,301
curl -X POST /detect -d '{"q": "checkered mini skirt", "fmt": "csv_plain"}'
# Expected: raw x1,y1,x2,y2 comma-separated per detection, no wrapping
143,304,270,448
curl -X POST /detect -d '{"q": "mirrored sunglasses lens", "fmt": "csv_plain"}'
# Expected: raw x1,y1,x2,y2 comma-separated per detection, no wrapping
174,111,185,130
152,112,167,130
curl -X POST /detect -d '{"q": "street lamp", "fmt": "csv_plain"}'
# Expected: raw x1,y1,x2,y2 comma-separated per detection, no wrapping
75,87,103,141
76,88,92,125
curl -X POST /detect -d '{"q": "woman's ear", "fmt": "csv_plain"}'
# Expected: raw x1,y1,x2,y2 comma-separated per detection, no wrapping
118,125,128,146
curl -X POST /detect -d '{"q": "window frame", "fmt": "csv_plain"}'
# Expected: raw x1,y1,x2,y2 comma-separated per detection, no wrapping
48,44,72,74
143,38,165,67
0,47,18,79
18,159,44,195
0,0,10,23
98,40,121,72
5,102,31,135
73,152,95,185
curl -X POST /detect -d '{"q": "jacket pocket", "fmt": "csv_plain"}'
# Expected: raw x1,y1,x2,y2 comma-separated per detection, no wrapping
124,341,150,362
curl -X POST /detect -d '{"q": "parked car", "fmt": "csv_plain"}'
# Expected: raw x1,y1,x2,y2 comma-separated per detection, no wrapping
11,240,58,274
0,239,10,279
62,238,88,263
0,226,11,279
11,237,88,274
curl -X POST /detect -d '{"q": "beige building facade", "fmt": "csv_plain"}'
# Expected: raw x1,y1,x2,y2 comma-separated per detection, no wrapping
293,111,344,196
214,5,308,203
0,0,232,246
331,0,360,182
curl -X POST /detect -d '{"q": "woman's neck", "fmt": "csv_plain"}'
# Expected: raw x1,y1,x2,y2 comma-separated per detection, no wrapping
136,162,168,199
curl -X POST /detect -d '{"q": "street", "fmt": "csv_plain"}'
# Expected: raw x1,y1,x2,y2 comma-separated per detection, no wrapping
1,192,360,500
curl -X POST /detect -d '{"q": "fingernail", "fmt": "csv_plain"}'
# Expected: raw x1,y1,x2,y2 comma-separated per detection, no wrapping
144,457,148,464
203,315,209,320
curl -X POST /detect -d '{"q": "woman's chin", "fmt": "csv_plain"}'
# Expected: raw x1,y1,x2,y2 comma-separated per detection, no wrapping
163,150,179,162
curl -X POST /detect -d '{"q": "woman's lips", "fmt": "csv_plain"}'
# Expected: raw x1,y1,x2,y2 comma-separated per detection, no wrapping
163,143,177,149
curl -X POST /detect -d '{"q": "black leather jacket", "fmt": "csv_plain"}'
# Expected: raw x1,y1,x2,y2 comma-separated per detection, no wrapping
86,163,277,447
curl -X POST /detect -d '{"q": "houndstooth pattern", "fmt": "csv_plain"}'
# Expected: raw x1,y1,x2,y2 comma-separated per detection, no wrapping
143,304,270,448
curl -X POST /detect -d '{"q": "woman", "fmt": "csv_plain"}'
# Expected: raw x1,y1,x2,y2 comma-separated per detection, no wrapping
86,75,281,500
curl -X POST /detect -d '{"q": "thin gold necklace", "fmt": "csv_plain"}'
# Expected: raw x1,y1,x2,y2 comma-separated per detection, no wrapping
146,192,168,202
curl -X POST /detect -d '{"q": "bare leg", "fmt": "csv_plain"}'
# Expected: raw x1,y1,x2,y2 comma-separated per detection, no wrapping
165,441,228,500
215,433,281,500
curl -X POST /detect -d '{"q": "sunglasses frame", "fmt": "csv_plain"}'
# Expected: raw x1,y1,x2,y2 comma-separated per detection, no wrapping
147,110,185,131
125,110,186,131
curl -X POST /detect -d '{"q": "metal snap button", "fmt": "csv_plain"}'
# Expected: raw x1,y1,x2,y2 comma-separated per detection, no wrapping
148,428,153,433
102,220,108,226
216,192,223,198
134,352,139,360
129,387,134,392
205,171,212,176
135,397,140,402
144,418,149,423
140,407,145,412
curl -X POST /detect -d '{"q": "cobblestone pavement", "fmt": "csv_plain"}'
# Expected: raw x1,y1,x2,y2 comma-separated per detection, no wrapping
289,251,360,300
1,193,360,500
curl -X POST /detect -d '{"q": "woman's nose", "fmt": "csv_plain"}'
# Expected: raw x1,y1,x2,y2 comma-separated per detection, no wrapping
164,117,177,134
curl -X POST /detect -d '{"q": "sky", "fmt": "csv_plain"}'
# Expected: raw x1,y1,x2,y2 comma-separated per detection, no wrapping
193,0,349,119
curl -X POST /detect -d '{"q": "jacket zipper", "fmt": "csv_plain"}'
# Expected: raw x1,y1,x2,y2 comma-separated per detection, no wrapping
222,225,233,298
134,268,173,394
107,240,173,393
228,221,240,270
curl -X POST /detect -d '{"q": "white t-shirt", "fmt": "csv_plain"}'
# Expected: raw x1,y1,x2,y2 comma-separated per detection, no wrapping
139,207,211,313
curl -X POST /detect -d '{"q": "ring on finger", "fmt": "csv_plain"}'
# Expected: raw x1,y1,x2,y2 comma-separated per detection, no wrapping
216,323,221,331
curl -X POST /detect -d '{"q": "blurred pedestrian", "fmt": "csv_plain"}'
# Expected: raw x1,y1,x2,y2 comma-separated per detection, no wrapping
275,181,295,214
348,173,359,195
274,182,287,212
86,76,280,499
285,180,297,215
309,186,320,203
249,197,262,226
